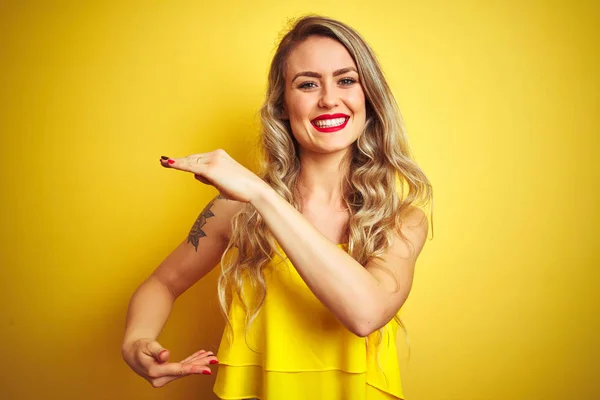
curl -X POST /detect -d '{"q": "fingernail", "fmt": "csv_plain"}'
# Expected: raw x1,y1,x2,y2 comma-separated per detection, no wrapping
202,370,212,375
209,359,219,365
161,156,169,160
167,159,175,164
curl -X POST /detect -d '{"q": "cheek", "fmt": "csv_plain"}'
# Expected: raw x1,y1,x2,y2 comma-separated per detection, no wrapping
346,88,366,113
287,96,312,123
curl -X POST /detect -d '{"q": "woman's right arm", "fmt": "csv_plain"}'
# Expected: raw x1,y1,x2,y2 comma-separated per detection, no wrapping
121,194,242,386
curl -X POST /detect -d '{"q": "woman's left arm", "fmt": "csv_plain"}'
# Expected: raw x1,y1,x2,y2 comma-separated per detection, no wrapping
160,149,428,337
251,183,428,337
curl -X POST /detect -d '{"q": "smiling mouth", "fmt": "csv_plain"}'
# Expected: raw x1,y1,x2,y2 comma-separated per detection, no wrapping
312,117,349,128
310,116,350,133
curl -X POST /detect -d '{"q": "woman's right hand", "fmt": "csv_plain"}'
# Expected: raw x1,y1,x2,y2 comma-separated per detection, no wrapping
122,338,218,388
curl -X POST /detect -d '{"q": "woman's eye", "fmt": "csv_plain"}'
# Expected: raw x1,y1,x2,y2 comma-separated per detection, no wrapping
298,82,317,89
297,78,356,89
339,78,357,86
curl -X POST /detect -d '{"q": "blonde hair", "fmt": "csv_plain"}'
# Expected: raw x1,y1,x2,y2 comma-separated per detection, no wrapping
218,14,434,365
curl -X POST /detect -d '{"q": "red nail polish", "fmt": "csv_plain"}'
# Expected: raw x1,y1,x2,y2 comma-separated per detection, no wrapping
168,159,175,164
209,359,219,364
202,370,212,375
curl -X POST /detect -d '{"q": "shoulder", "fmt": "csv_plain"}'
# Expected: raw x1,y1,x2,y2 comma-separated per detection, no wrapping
363,204,428,300
393,205,429,257
399,204,428,228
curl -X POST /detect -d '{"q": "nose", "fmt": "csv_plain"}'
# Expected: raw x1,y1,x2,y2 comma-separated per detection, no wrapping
318,82,339,109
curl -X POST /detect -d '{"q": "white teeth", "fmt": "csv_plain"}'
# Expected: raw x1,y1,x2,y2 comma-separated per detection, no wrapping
313,117,347,128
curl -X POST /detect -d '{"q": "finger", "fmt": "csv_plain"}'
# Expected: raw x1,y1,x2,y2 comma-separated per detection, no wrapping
149,361,211,379
184,356,219,366
183,155,212,171
188,364,213,375
150,364,212,388
186,153,212,162
164,156,210,174
158,156,186,170
179,349,211,364
185,352,219,366
180,350,205,363
144,341,169,364
149,361,186,377
159,152,214,165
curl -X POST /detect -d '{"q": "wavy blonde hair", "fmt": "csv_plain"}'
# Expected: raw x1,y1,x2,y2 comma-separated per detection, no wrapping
218,14,434,362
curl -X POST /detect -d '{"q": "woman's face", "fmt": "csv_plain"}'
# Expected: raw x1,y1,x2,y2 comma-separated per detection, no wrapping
283,36,366,155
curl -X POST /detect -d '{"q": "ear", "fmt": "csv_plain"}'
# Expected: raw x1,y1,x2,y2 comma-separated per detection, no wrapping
281,106,289,120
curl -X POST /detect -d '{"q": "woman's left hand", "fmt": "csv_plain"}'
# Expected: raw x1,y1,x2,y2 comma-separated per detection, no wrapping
159,149,268,203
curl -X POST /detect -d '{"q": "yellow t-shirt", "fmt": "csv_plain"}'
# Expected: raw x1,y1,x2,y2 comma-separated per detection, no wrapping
214,241,404,400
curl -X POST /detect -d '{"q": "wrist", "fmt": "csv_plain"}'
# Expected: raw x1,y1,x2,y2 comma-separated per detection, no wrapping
250,180,275,208
121,336,149,354
121,338,137,354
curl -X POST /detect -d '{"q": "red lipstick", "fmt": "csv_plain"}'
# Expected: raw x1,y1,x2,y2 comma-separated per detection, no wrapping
311,113,350,133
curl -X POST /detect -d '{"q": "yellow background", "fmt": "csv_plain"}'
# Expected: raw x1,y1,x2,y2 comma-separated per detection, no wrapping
1,1,597,399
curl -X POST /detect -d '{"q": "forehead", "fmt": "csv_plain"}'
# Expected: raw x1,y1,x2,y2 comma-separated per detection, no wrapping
286,36,356,77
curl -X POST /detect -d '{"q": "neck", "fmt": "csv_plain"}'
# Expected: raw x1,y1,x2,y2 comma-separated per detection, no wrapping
296,148,351,210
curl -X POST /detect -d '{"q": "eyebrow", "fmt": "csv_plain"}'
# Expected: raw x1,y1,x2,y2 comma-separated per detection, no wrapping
291,67,358,83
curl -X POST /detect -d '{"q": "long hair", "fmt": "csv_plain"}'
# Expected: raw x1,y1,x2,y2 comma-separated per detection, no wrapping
218,14,434,361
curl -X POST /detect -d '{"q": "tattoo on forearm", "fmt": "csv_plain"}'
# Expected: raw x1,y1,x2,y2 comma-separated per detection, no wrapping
187,194,224,252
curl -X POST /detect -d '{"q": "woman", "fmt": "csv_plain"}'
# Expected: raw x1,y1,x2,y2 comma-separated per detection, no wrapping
122,15,433,400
